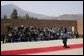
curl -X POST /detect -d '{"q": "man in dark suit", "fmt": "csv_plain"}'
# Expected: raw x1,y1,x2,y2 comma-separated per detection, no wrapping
62,27,70,48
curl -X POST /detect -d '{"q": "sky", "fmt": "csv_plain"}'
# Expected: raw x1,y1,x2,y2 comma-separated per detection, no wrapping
1,1,83,17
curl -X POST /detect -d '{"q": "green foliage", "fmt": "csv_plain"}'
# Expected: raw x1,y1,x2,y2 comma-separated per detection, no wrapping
29,16,37,20
3,14,7,19
10,9,18,19
10,9,38,20
18,15,23,19
26,14,29,19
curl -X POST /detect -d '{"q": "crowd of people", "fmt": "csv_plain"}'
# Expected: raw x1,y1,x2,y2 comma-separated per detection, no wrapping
1,25,78,43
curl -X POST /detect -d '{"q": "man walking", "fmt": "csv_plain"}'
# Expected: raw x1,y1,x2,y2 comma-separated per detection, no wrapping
62,27,70,48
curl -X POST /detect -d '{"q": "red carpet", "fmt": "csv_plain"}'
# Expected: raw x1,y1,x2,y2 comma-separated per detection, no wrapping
1,44,83,55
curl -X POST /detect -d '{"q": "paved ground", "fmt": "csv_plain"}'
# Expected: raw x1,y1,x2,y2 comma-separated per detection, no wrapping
1,38,83,55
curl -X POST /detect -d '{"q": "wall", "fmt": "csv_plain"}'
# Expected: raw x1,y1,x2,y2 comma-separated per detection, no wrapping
77,19,83,35
1,19,77,34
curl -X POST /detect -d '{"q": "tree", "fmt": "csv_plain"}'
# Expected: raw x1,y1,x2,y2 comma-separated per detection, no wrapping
3,14,7,19
18,15,23,19
34,17,38,20
23,16,26,19
26,14,29,19
10,9,18,19
29,16,38,20
29,17,33,19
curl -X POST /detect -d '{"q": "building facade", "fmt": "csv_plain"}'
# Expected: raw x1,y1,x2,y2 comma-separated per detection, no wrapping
1,19,77,34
